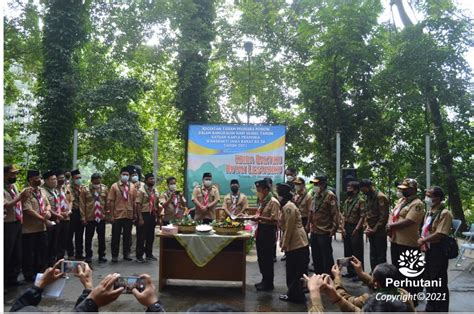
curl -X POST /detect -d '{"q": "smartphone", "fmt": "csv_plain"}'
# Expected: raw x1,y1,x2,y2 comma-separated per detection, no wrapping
113,276,145,294
60,260,85,274
337,257,352,268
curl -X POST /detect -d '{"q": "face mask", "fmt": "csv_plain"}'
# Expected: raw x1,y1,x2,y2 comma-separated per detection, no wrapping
32,179,42,187
74,179,82,185
286,175,295,182
424,197,433,207
231,186,239,193
346,190,354,196
396,191,404,199
93,184,101,189
256,191,264,200
314,186,321,194
121,175,129,182
402,190,411,198
169,184,177,191
203,180,212,187
131,175,139,183
7,177,17,184
57,180,65,186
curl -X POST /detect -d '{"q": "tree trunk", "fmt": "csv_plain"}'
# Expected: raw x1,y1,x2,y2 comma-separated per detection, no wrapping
427,92,466,228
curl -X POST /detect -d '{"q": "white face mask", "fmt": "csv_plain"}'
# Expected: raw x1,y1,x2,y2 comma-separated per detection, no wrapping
396,191,404,199
314,186,321,195
286,175,295,182
93,184,101,189
121,175,129,182
131,175,139,183
424,197,433,207
203,180,212,187
169,184,177,191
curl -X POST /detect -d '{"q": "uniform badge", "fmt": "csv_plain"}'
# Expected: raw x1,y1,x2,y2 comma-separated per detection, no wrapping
378,200,385,207
330,199,336,206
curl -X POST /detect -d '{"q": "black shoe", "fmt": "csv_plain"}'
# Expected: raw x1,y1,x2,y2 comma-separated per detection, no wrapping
256,284,274,291
146,255,158,261
85,257,92,263
98,257,108,263
123,256,132,261
281,255,287,261
136,257,146,263
254,282,264,289
111,257,118,263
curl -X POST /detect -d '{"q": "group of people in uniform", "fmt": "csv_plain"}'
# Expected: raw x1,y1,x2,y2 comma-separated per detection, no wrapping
4,164,453,311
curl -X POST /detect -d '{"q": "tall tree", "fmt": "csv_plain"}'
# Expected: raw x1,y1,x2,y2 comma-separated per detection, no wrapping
36,0,89,170
174,0,217,137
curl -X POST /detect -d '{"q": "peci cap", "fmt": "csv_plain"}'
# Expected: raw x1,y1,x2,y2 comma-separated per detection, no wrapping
27,170,40,180
91,173,102,180
202,172,212,179
397,178,418,190
71,169,81,177
359,179,372,188
230,179,239,185
55,169,65,176
144,173,154,180
255,179,270,189
276,183,292,196
42,170,56,179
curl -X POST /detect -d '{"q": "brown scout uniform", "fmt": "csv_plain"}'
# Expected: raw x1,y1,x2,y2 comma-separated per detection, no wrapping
4,184,21,223
192,184,220,221
280,202,308,250
22,188,50,234
136,185,159,214
293,190,312,220
309,189,339,234
160,190,187,222
80,184,108,222
43,186,60,219
58,184,74,220
365,190,389,232
221,192,249,219
391,195,425,247
342,194,366,225
257,196,280,225
108,181,136,220
425,205,453,242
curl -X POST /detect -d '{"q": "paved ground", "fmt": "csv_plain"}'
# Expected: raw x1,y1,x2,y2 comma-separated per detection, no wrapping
4,225,474,312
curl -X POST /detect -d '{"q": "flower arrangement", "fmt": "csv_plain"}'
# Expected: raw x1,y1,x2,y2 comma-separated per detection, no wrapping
173,215,197,233
212,217,243,235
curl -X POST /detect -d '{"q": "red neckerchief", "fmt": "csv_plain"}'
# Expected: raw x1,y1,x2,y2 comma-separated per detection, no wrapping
6,184,23,222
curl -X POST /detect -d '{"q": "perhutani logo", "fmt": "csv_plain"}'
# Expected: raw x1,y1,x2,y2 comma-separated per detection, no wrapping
398,249,425,278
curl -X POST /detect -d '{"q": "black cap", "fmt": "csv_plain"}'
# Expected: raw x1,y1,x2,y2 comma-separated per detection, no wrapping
230,179,239,185
91,173,102,180
71,169,81,177
276,183,292,196
202,172,212,179
264,177,273,185
55,170,65,176
120,166,129,173
255,179,270,189
145,173,154,180
310,175,327,184
359,179,372,188
43,170,55,179
27,170,40,180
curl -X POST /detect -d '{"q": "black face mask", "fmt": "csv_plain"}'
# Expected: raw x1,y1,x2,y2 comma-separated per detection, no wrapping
7,177,17,184
32,179,41,187
346,190,354,196
402,190,411,198
230,186,239,193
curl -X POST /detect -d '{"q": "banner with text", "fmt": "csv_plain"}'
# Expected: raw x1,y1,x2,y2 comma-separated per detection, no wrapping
186,124,286,207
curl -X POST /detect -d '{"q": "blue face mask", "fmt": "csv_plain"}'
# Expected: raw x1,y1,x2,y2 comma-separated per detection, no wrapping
74,178,82,185
121,175,129,182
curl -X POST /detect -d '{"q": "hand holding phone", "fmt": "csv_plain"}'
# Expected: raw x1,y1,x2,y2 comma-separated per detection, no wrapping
113,276,145,294
336,257,352,268
60,260,86,274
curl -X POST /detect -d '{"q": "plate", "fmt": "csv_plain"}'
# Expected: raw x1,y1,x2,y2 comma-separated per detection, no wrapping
196,225,213,233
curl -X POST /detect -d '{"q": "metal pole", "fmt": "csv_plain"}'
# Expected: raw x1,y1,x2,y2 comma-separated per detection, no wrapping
247,53,251,124
425,134,431,188
153,129,159,178
336,131,341,202
72,129,78,169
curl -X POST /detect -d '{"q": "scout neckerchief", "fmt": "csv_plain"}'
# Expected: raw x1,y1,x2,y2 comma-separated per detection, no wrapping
421,204,444,251
146,186,156,216
58,186,68,212
343,194,360,218
313,189,330,212
230,193,240,214
391,198,405,223
45,186,60,215
257,192,273,216
119,181,129,200
201,186,211,206
90,185,103,223
32,188,45,216
5,183,22,222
